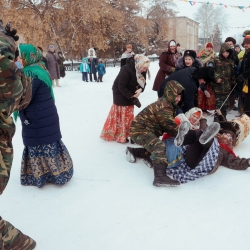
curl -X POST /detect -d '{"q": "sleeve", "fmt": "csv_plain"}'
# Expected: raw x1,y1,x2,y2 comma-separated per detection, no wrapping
117,69,134,99
159,53,174,73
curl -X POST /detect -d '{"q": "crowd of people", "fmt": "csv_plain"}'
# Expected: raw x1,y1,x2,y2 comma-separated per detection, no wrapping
1,16,250,249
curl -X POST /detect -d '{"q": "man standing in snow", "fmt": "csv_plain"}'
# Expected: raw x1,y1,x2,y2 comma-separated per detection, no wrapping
0,20,36,249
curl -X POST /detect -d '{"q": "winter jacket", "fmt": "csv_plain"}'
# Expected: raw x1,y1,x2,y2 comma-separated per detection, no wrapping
87,48,98,73
153,39,179,91
130,80,185,138
212,43,235,94
19,78,62,147
80,57,90,73
158,67,198,113
112,56,144,106
97,63,106,75
46,51,60,79
57,53,66,78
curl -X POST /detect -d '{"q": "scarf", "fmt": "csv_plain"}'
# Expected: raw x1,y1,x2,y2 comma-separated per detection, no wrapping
199,49,215,65
13,44,54,121
134,54,150,88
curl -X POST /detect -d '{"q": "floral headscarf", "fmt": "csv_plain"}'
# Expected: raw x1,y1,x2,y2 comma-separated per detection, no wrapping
19,43,54,100
134,54,150,88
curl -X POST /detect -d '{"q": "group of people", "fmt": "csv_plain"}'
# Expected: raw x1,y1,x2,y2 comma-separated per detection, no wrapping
100,36,250,187
0,20,73,249
79,48,106,82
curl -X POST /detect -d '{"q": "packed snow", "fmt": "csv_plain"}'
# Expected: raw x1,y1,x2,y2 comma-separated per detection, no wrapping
2,61,250,250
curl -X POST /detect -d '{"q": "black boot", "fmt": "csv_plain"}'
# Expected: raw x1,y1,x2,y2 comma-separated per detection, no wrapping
126,147,147,163
153,165,180,187
174,121,191,147
199,118,208,131
199,122,220,145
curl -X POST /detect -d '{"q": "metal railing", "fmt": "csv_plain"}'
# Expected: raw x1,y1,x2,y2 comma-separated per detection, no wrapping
64,57,159,71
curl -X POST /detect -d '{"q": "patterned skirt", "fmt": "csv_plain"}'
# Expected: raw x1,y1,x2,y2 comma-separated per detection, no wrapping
198,85,216,110
21,140,73,188
100,104,134,143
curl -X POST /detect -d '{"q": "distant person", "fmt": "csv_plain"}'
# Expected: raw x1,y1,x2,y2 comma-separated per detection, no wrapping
97,59,106,82
120,44,134,67
57,51,66,78
87,48,98,82
46,45,61,87
153,39,179,92
37,46,48,69
80,57,90,82
176,43,182,56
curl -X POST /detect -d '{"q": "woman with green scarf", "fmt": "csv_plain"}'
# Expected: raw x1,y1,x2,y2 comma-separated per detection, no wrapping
18,44,73,188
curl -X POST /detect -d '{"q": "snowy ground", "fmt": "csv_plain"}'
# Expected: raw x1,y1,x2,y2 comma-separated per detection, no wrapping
2,61,250,250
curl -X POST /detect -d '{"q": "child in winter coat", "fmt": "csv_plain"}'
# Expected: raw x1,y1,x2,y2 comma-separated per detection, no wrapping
97,59,106,82
80,57,90,82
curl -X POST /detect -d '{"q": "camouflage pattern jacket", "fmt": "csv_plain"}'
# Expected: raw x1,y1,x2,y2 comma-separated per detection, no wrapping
212,43,235,95
0,31,32,195
131,80,185,137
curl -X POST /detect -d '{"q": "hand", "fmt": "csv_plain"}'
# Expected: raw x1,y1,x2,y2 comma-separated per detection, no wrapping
216,78,222,83
4,22,19,41
216,109,222,115
133,88,142,98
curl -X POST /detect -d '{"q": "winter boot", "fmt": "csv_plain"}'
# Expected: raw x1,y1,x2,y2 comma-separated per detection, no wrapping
199,118,208,131
153,165,180,187
199,122,220,145
126,147,147,163
174,121,191,147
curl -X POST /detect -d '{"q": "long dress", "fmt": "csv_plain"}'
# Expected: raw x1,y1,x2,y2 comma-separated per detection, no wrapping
19,78,73,188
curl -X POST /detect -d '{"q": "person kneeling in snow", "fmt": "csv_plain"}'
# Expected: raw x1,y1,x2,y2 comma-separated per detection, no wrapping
129,80,185,187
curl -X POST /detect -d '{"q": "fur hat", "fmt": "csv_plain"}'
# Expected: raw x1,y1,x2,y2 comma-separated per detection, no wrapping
183,50,196,61
206,42,213,48
225,37,236,45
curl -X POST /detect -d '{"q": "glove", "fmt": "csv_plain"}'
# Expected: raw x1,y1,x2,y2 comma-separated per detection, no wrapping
5,22,19,41
235,75,245,83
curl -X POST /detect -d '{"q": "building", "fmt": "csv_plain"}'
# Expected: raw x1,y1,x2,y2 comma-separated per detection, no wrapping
167,16,199,52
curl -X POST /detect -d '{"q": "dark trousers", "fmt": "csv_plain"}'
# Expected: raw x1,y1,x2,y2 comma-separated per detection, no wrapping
82,72,88,81
89,73,97,82
97,75,103,82
214,93,228,119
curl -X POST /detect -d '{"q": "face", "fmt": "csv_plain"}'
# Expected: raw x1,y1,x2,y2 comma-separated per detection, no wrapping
222,51,229,58
177,46,180,51
175,95,181,104
90,50,94,56
170,46,176,53
139,66,148,73
127,47,132,52
49,48,55,52
184,56,193,67
206,47,212,52
235,47,241,53
244,43,250,50
189,113,200,125
226,41,234,48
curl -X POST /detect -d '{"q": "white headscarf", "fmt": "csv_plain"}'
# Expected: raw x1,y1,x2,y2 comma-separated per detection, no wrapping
134,54,150,88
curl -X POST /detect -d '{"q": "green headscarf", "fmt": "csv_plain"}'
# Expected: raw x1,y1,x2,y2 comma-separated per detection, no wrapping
13,44,55,121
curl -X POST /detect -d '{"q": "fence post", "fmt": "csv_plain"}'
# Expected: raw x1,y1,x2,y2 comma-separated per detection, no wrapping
71,61,73,71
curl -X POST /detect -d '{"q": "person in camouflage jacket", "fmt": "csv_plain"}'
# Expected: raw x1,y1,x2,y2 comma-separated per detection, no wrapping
0,20,36,250
212,43,235,120
130,80,184,187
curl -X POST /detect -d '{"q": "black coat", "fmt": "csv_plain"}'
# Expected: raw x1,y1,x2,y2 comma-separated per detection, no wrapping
112,57,144,106
19,78,62,146
158,67,198,113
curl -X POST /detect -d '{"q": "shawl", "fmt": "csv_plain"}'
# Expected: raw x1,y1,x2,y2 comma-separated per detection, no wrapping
134,54,150,88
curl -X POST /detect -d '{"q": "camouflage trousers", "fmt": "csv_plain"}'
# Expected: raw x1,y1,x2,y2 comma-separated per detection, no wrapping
0,216,36,250
130,130,168,166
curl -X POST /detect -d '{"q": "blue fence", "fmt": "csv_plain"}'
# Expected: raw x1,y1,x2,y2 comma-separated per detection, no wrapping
64,57,159,71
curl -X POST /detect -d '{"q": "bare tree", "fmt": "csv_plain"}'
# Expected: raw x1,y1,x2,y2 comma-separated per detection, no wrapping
194,4,228,46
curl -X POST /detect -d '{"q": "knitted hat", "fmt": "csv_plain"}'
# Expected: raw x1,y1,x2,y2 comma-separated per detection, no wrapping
242,35,250,46
183,50,196,61
235,44,240,49
49,45,55,49
225,37,236,45
126,44,132,49
206,42,213,48
169,41,176,46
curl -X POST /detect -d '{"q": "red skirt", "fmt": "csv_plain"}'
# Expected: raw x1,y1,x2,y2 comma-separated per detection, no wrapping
100,104,134,143
198,85,216,110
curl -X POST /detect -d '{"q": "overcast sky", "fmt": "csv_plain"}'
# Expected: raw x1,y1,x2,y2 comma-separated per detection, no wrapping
175,0,250,44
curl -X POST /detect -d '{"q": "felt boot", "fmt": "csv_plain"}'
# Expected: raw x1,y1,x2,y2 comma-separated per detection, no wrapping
174,121,191,147
199,122,220,145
